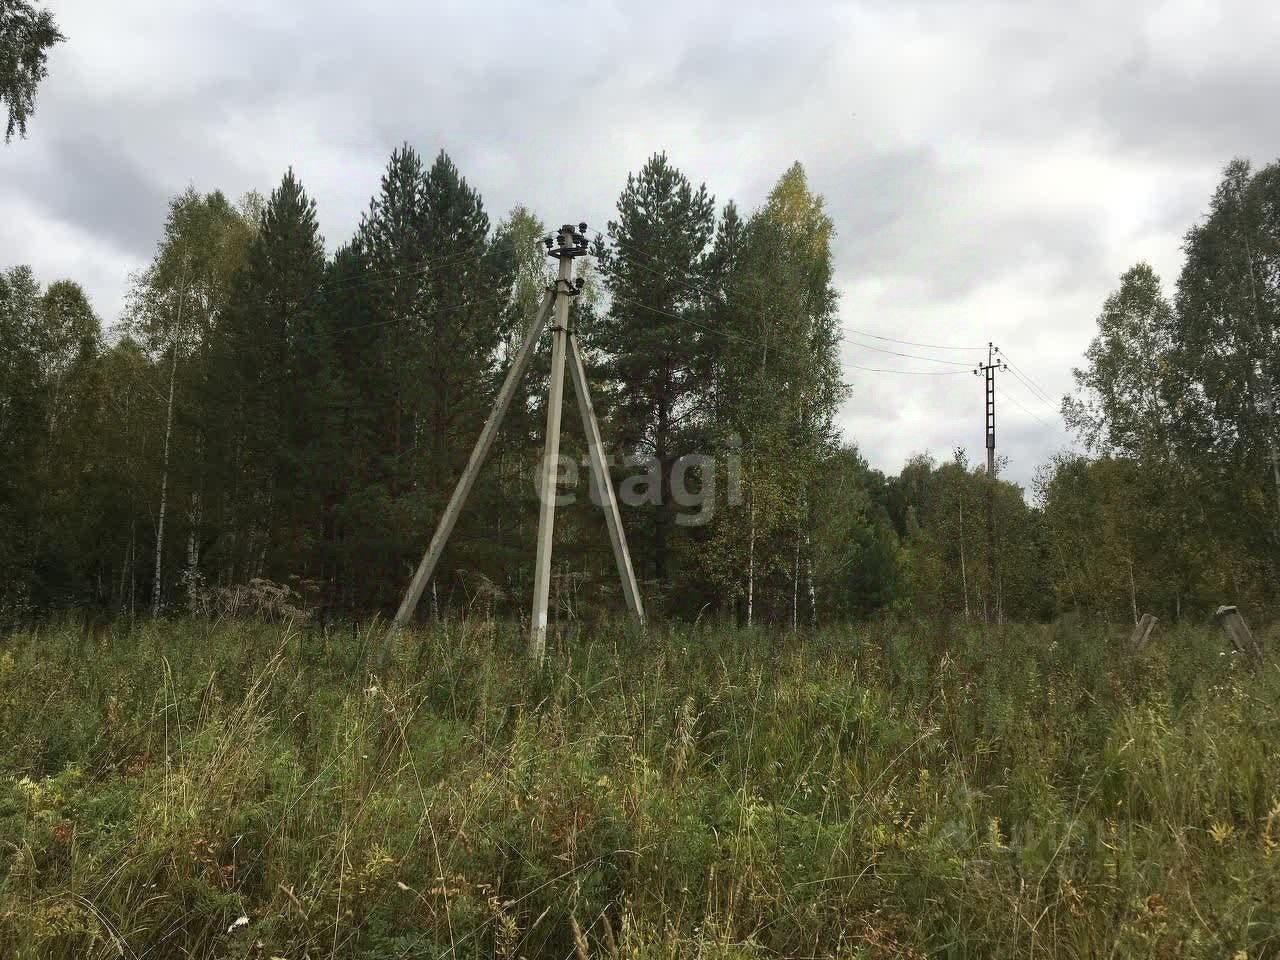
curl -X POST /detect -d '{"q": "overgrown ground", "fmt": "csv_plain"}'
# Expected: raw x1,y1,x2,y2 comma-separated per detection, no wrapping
0,616,1277,958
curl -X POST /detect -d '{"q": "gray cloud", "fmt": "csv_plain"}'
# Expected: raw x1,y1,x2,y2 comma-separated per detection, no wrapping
22,131,172,255
1,0,1276,491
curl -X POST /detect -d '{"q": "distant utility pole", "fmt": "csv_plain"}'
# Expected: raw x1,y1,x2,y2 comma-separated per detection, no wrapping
975,343,1007,621
383,223,644,666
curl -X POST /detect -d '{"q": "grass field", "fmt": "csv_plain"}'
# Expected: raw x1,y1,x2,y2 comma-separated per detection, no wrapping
0,616,1276,958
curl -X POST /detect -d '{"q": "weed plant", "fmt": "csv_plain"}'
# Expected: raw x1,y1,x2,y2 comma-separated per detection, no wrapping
0,616,1276,957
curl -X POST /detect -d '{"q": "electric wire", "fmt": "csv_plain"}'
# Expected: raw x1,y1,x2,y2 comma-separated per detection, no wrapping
843,328,986,351
998,350,1058,406
597,231,1082,450
995,386,1077,445
597,226,986,357
597,234,971,375
1006,363,1056,408
606,288,967,377
1005,365,1059,411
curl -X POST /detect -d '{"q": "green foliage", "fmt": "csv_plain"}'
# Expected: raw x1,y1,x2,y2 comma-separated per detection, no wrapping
0,617,1277,958
6,149,1278,626
337,145,517,613
886,451,1048,622
597,152,717,585
0,0,63,141
212,169,333,587
1054,158,1280,620
0,270,105,613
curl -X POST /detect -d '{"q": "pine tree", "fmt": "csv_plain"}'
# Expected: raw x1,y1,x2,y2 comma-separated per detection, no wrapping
598,153,716,587
414,151,512,503
355,144,428,483
320,243,387,612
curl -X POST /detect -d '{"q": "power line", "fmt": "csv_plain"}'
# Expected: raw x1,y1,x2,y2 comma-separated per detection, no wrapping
848,364,970,376
1005,365,1058,411
1006,364,1055,407
999,350,1057,406
598,235,976,377
845,336,973,366
320,230,1070,438
995,385,1077,445
844,328,986,351
607,289,967,377
598,227,990,355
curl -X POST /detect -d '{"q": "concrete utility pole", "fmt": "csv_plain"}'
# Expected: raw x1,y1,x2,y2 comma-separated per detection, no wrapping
975,344,1007,621
384,223,643,667
566,331,645,626
383,288,556,658
528,232,577,659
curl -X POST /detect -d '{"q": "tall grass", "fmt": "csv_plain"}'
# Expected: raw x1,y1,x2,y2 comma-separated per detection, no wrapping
0,615,1276,958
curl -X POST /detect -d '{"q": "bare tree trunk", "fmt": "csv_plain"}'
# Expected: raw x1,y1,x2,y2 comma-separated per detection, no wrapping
958,497,970,620
791,536,799,632
1268,435,1280,533
153,339,179,617
746,496,755,628
185,488,202,612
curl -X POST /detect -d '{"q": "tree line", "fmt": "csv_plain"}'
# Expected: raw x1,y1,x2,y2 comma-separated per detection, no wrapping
1,150,1276,627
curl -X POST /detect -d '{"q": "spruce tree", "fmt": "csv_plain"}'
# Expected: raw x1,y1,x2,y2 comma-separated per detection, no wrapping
355,144,428,485
218,168,330,584
348,146,514,615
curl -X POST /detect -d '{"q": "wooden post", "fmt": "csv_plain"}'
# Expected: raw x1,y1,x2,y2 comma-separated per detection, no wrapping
1214,604,1263,667
1128,612,1157,650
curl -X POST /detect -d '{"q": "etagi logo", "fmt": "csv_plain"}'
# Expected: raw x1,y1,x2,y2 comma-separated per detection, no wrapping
535,439,743,526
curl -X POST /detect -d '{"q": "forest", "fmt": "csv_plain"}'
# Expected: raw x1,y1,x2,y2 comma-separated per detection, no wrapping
2,149,1279,630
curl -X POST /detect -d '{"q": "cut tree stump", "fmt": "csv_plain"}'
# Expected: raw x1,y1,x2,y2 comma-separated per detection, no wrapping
1214,605,1264,667
1129,613,1158,649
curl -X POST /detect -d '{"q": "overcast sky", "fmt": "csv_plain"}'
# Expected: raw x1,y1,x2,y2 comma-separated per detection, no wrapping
4,0,1278,491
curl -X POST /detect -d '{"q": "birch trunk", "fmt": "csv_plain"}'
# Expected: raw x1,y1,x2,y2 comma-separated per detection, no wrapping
153,338,178,617
791,536,799,632
805,532,816,625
